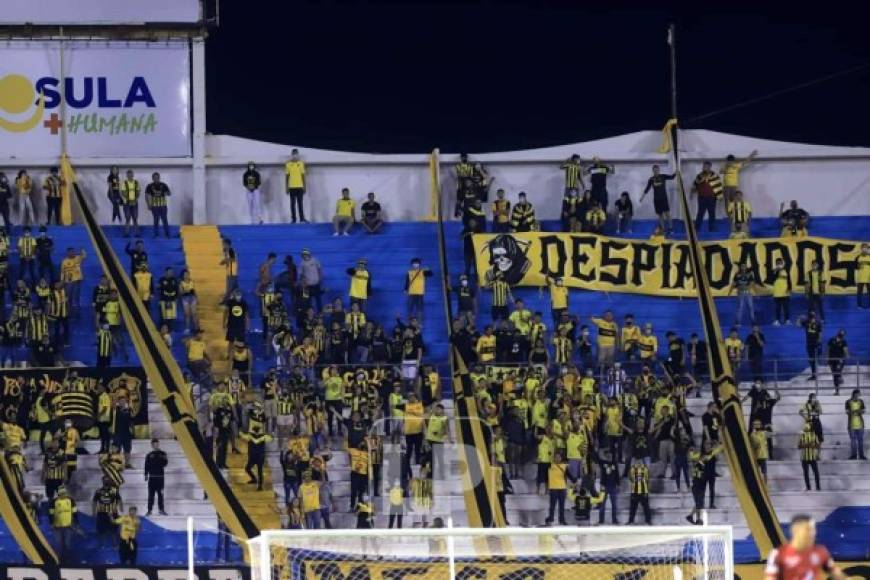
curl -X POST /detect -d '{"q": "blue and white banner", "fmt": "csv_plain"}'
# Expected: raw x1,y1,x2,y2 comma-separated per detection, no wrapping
0,41,191,158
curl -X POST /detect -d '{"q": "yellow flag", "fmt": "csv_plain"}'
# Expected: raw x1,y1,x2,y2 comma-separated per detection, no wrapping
423,149,440,222
657,118,678,153
59,154,75,225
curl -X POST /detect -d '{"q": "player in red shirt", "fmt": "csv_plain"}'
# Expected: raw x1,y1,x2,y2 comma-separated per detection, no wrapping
765,514,846,580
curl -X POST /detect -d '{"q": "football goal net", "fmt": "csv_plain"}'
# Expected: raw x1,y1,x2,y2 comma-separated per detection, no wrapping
246,522,733,580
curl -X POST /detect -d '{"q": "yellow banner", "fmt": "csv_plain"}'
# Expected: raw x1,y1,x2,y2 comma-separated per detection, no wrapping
473,232,865,297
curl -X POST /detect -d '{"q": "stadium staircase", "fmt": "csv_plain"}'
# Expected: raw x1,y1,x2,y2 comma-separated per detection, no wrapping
179,225,282,532
443,216,870,563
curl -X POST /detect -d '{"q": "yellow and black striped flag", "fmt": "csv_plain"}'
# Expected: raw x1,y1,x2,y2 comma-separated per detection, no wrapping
668,121,785,556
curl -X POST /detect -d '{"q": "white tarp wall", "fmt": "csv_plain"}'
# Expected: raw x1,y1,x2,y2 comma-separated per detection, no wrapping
1,131,869,225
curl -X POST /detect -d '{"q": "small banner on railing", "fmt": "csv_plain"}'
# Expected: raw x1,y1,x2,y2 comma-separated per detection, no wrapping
0,366,149,438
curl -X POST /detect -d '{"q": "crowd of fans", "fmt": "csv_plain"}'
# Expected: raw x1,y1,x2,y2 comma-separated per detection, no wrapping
186,243,450,532
447,151,869,527
0,147,866,566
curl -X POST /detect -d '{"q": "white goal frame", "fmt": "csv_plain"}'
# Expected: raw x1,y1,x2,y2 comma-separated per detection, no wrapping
246,520,734,580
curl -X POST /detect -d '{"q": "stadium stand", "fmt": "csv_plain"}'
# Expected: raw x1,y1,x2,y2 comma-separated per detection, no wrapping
0,153,867,571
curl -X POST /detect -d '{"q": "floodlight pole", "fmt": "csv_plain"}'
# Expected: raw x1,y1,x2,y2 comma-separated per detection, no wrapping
668,23,678,122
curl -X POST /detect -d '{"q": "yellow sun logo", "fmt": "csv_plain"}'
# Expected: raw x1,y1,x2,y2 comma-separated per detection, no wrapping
0,74,45,132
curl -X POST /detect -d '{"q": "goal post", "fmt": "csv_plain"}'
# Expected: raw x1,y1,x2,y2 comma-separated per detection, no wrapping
248,523,734,580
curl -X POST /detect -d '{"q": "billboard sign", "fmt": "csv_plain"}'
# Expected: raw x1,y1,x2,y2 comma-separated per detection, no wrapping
0,41,191,158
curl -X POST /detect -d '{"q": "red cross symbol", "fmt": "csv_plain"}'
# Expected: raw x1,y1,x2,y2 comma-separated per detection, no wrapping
43,113,63,135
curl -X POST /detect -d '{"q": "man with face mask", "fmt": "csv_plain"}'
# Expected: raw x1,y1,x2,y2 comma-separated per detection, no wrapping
242,161,262,225
455,274,477,319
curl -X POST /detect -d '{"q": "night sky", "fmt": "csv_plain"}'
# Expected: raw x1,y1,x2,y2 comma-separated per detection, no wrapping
205,1,870,153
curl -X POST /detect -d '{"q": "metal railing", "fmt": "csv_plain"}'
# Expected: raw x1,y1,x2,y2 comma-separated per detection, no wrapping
462,356,869,393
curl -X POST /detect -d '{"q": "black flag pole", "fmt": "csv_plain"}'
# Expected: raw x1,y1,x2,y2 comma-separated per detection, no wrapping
665,22,785,557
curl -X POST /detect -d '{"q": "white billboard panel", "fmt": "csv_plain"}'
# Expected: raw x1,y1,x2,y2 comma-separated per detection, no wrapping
0,0,201,25
0,41,191,158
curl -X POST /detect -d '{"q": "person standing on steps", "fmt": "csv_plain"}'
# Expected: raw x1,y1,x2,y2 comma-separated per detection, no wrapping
15,169,37,228
827,330,848,396
223,288,250,360
285,149,307,223
798,311,822,380
719,150,758,203
36,226,55,283
0,173,12,231
145,172,171,238
107,166,123,224
404,258,432,320
220,238,238,297
846,389,866,460
43,166,64,226
242,161,263,225
640,164,676,235
144,438,169,516
627,457,652,525
114,506,141,565
805,259,826,321
798,422,821,491
544,451,574,526
299,249,323,312
121,169,141,237
691,161,722,231
584,156,615,212
242,424,273,490
560,154,586,196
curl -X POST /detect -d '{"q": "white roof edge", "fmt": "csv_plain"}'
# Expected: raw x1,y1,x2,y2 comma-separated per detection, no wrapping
206,129,870,164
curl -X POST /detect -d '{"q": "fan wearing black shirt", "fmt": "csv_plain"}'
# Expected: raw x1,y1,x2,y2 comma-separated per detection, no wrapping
242,162,263,225
614,192,633,234
0,172,12,230
779,200,810,237
223,288,249,358
145,172,171,238
688,334,708,392
124,240,148,275
454,275,478,319
745,325,766,383
36,227,55,283
640,165,676,234
144,439,168,516
798,312,822,380
664,331,686,378
827,330,849,395
360,192,383,234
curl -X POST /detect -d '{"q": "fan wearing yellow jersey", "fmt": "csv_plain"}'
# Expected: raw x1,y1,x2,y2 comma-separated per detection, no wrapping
545,275,569,324
726,189,752,238
771,258,792,326
285,148,307,223
333,188,356,236
719,149,758,203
